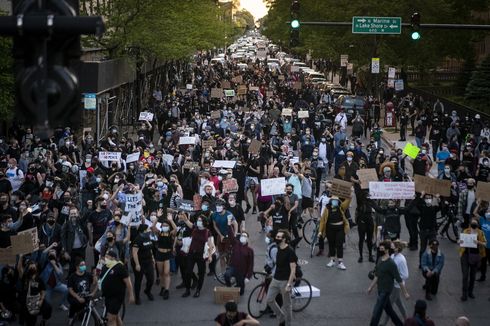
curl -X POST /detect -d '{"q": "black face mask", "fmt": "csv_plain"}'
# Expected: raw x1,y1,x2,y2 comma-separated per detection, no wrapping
47,219,55,226
100,204,107,210
388,248,395,255
471,223,478,229
379,249,385,255
274,238,283,245
467,185,474,189
107,237,114,242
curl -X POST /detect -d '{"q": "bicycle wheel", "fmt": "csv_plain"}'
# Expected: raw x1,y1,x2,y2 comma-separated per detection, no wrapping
247,283,268,319
302,219,317,245
446,221,459,243
291,278,312,312
214,254,236,286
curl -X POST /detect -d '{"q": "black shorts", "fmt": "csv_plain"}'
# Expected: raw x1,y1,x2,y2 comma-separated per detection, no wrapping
105,296,124,315
155,250,172,262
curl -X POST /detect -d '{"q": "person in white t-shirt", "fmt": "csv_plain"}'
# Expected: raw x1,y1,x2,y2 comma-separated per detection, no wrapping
6,158,24,192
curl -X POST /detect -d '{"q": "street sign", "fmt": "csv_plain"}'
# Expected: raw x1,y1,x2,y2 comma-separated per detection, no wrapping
84,93,96,110
371,58,380,74
388,67,396,79
352,16,402,35
340,54,348,67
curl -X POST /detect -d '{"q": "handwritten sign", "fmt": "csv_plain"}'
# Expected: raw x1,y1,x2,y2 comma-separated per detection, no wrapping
298,111,309,119
99,151,122,162
460,233,477,248
261,177,286,196
403,143,420,159
139,112,154,121
232,76,243,84
213,160,236,169
121,192,143,226
237,85,247,95
282,108,293,116
186,83,193,90
183,161,200,170
414,175,451,197
249,86,259,92
125,152,140,164
357,169,379,190
248,139,262,154
293,82,302,90
179,136,196,145
221,80,231,89
476,182,490,201
222,178,239,193
211,88,223,98
179,200,195,212
369,182,415,199
278,75,285,81
330,179,352,198
211,110,221,119
202,139,217,148
224,89,235,97
11,227,39,255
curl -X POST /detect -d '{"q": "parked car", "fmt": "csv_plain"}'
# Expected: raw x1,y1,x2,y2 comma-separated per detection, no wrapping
332,95,366,123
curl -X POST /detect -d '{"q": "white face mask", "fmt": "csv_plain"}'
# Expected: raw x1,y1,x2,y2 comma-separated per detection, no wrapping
161,226,170,232
216,206,223,213
239,236,247,245
265,237,271,245
444,168,451,174
425,199,432,206
347,157,353,161
196,221,204,229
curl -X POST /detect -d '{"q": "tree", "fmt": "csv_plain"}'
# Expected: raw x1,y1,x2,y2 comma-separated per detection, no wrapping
465,55,490,114
0,11,14,121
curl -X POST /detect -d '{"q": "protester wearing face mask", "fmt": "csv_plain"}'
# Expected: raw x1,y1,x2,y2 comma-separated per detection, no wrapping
212,200,237,277
476,157,490,183
67,258,96,325
173,212,198,292
40,245,69,312
19,260,52,326
435,143,450,177
476,206,490,282
0,169,12,194
6,158,24,192
414,191,441,265
457,178,477,229
318,195,351,270
421,239,445,300
340,151,359,181
458,218,487,301
226,193,245,232
61,207,88,274
0,266,18,321
223,227,254,296
131,224,155,305
87,197,112,265
99,251,135,325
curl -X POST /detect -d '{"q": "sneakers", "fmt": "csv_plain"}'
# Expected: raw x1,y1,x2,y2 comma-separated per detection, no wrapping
337,262,346,270
59,304,69,311
326,260,336,268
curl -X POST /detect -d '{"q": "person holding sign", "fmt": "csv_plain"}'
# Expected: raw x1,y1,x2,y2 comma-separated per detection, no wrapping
318,196,351,270
458,218,487,301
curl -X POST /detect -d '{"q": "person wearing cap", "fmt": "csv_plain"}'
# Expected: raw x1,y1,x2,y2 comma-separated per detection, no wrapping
403,299,435,326
318,195,351,270
214,301,259,326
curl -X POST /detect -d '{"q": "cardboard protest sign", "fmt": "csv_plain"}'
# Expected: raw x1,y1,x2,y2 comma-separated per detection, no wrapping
232,76,243,84
221,80,231,89
414,175,451,197
369,182,415,199
211,88,223,98
248,139,262,154
138,112,154,121
224,89,235,97
476,181,490,201
99,152,122,162
266,91,274,98
213,160,236,169
121,192,143,225
179,137,196,145
125,152,140,164
357,169,379,190
222,178,239,193
11,227,39,255
179,200,195,212
249,86,259,92
0,247,16,265
290,66,300,73
403,143,420,159
330,179,352,198
282,108,293,116
211,111,221,119
183,161,200,170
297,111,309,119
83,127,92,134
202,139,217,148
237,85,247,95
293,82,302,90
278,75,285,80
261,177,286,196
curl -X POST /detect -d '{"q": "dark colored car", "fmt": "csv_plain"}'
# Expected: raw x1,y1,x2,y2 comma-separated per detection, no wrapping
332,95,366,123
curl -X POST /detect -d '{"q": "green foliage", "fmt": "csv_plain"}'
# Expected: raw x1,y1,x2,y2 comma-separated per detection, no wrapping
81,0,230,61
262,0,488,71
465,55,490,113
0,11,14,121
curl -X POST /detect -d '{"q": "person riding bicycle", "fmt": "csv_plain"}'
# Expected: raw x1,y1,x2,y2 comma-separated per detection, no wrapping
212,200,238,278
99,251,134,326
224,224,254,296
67,258,96,325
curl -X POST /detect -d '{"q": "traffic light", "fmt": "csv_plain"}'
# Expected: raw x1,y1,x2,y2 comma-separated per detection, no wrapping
290,1,300,47
13,0,82,127
411,12,421,40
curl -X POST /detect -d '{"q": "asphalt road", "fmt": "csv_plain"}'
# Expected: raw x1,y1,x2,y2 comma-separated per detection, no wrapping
48,129,489,326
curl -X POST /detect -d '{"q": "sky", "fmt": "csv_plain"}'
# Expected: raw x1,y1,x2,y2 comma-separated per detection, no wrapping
240,0,269,21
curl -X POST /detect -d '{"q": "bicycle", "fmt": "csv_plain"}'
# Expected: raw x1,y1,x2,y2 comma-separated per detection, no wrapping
214,237,236,286
436,204,459,243
247,271,312,319
302,218,320,257
69,295,125,326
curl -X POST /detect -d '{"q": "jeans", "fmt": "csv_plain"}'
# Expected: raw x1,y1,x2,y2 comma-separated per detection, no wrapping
380,287,407,326
224,266,245,295
266,279,292,326
369,291,403,326
45,283,68,306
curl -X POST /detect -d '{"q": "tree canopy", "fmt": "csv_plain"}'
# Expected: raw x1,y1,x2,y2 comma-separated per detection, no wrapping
261,0,488,72
465,55,490,113
0,10,14,121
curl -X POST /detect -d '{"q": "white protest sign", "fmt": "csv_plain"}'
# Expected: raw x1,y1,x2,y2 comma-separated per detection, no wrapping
371,58,380,74
290,157,300,165
298,111,309,118
186,84,193,90
125,152,140,164
395,79,404,91
99,151,122,162
261,177,286,196
138,112,154,121
179,136,196,145
388,67,396,79
340,54,348,67
290,66,300,73
368,182,415,199
122,192,143,226
213,160,236,169
460,233,477,248
162,154,174,166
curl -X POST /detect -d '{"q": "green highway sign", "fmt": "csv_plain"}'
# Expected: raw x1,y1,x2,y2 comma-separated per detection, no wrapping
352,16,402,35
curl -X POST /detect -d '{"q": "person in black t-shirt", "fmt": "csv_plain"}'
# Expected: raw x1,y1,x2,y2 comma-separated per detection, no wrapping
264,197,289,231
67,258,95,324
100,251,134,325
266,229,297,326
131,224,155,305
214,301,259,326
